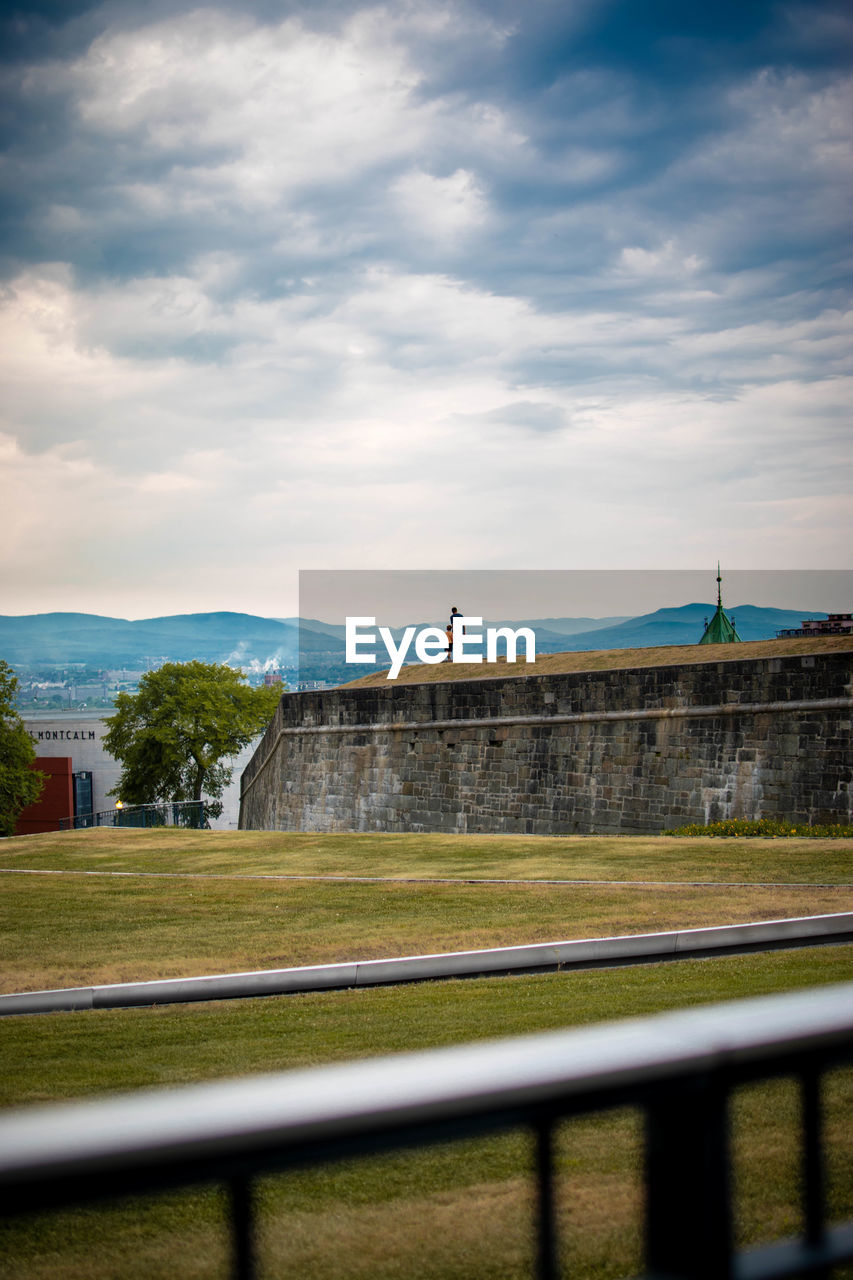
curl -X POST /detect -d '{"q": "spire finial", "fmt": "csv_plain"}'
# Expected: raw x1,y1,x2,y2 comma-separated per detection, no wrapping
716,561,722,607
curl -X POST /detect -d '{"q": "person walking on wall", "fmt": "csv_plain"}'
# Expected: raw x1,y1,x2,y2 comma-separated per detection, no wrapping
448,606,465,660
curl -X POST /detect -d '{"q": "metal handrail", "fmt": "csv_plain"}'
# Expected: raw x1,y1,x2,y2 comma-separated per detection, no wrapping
1,982,852,1279
59,801,207,830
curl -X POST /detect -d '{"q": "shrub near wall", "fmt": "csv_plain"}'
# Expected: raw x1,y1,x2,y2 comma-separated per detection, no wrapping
664,819,853,837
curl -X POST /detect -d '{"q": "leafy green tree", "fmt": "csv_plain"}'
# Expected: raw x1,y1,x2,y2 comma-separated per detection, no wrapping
104,662,281,820
0,660,45,837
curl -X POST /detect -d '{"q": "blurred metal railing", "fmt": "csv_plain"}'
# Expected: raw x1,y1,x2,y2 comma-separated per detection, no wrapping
59,801,207,830
1,983,851,1280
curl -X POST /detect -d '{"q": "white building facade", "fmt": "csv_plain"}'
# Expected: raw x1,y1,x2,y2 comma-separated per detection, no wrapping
24,712,254,830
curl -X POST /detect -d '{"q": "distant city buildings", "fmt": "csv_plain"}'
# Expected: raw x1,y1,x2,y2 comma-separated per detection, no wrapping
18,713,121,833
776,613,853,639
15,664,297,711
16,712,258,834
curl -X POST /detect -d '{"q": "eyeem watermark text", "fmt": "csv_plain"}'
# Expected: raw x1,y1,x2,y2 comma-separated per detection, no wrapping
346,617,536,679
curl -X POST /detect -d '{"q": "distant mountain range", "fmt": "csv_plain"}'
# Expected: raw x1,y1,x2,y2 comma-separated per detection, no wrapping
0,604,826,675
0,612,306,669
536,603,816,652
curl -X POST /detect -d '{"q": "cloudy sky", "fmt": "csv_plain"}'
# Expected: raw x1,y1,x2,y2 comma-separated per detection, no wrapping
1,0,851,620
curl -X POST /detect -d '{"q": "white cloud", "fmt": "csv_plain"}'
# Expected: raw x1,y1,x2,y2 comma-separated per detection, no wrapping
391,168,489,242
11,9,424,240
40,6,517,218
137,471,203,494
14,0,528,275
712,72,853,186
619,239,704,278
670,71,853,254
72,11,423,180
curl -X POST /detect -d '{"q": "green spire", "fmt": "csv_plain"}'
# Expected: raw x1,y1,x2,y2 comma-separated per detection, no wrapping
699,564,742,643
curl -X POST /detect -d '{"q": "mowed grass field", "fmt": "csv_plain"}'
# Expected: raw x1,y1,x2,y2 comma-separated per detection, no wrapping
1,827,851,992
0,828,851,1279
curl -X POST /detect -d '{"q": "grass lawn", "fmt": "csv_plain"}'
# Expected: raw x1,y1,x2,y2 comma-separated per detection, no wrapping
4,826,852,882
1,943,850,1106
0,830,851,991
1,830,851,1278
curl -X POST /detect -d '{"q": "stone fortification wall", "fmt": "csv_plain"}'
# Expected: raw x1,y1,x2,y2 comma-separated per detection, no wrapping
239,651,852,835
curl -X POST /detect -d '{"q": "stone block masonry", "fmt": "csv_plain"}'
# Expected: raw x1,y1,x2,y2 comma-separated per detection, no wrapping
238,651,853,835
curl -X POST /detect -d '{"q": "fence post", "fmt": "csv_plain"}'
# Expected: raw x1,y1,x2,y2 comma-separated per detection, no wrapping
645,1075,733,1280
534,1118,561,1280
230,1176,255,1280
802,1067,831,1280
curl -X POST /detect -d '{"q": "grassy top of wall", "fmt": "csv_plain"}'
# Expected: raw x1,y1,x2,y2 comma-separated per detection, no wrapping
340,634,853,688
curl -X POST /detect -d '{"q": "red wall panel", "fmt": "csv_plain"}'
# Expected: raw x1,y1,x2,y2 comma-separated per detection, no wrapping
15,757,74,835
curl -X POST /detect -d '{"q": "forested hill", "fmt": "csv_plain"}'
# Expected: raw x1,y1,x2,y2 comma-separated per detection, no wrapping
0,612,310,667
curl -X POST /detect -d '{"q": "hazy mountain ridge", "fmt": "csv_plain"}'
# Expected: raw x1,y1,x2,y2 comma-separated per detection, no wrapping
546,603,818,652
0,604,826,669
0,612,306,667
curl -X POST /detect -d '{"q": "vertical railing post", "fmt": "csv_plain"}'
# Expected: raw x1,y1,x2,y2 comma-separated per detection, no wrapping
802,1067,830,1279
230,1176,255,1280
534,1118,561,1280
645,1075,733,1280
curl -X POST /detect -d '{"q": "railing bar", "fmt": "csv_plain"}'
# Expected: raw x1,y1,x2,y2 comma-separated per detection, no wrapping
535,1118,561,1280
230,1176,255,1280
60,801,207,830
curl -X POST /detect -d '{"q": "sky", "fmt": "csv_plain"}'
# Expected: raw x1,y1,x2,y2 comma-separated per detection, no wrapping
1,0,851,621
